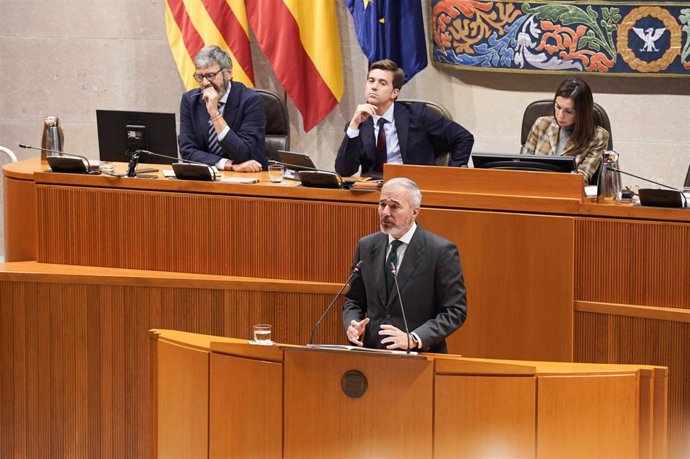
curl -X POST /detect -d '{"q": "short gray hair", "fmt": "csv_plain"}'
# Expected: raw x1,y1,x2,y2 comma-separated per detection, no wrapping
383,177,422,208
194,45,233,70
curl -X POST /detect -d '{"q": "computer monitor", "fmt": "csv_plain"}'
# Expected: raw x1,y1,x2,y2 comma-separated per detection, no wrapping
472,153,577,173
96,110,178,164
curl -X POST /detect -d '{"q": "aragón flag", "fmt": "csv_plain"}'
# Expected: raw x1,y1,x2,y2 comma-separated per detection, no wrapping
247,0,343,132
165,0,254,89
346,0,428,83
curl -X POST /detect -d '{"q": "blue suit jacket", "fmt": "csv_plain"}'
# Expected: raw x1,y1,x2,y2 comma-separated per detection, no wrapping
179,81,267,169
335,101,474,176
342,226,468,353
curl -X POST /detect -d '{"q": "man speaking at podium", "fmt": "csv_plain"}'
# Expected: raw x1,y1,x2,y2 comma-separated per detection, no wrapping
343,178,467,353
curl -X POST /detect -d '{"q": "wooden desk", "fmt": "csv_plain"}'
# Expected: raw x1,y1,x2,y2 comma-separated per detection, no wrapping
151,329,667,459
4,159,690,457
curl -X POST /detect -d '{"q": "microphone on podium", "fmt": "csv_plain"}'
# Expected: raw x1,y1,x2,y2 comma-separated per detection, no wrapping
390,263,412,354
308,260,363,346
18,144,95,174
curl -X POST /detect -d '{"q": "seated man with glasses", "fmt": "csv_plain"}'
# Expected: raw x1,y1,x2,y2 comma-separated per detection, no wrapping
179,45,267,172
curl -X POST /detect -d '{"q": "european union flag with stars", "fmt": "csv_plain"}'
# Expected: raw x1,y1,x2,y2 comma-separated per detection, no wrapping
346,0,428,83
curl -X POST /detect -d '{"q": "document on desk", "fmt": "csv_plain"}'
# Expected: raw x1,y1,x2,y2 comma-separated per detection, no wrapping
220,177,260,184
306,344,420,356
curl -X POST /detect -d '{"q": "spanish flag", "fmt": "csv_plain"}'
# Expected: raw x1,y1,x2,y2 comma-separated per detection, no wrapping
247,0,343,132
165,0,255,89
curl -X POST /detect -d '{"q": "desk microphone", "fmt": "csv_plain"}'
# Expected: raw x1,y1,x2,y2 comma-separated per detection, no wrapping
18,144,96,174
308,260,363,346
607,165,678,191
134,149,220,181
607,165,687,208
390,263,412,354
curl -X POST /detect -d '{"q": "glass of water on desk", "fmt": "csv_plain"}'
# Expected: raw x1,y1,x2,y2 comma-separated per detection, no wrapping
268,164,284,183
252,324,273,345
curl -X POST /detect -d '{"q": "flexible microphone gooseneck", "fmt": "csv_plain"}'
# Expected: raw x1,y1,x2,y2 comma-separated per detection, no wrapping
18,144,96,174
133,149,208,166
607,165,679,191
134,149,220,181
390,263,412,354
308,260,363,346
606,165,688,208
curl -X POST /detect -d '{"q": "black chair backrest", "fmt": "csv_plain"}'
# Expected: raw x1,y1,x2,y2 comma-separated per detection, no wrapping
520,99,613,150
397,99,453,166
255,89,290,161
685,164,690,188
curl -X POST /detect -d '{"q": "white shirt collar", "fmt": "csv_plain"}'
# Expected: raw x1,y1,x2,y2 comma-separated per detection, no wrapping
219,83,231,105
373,102,395,125
388,221,417,245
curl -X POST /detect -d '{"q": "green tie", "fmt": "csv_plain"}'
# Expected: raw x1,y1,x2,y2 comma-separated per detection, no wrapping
385,240,403,297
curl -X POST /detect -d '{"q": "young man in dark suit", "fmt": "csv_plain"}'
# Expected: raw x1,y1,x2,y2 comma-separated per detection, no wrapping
343,177,467,353
335,59,474,177
179,45,267,172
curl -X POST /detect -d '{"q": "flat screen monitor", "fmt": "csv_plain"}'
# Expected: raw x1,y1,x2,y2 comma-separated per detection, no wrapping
472,153,577,173
96,110,178,164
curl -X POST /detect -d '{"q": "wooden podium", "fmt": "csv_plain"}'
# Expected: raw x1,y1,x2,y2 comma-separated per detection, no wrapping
151,329,667,459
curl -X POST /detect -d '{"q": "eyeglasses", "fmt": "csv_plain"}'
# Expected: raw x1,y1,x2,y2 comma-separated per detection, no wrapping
193,69,225,83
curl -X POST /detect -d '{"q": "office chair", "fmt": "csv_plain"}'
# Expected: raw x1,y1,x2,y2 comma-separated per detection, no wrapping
521,99,613,183
255,89,290,162
520,99,613,150
397,99,454,167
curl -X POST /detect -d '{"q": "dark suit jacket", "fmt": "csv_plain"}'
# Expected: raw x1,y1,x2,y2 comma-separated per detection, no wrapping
334,101,474,177
342,226,468,353
179,81,268,169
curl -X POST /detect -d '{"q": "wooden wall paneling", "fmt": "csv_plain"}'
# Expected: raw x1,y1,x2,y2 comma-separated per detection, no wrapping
576,312,688,458
155,339,210,459
575,217,690,458
283,349,433,458
209,352,283,458
433,374,536,458
575,219,690,308
35,185,379,282
420,208,575,361
0,275,347,459
3,176,37,261
536,372,640,458
384,163,585,200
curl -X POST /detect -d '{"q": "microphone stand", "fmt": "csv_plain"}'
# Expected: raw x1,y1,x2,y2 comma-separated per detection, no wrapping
607,165,679,191
390,264,412,354
308,261,363,346
126,151,140,177
18,143,91,164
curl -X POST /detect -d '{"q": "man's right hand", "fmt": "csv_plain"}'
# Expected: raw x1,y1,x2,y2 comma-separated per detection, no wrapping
348,104,379,131
225,160,262,172
346,318,370,347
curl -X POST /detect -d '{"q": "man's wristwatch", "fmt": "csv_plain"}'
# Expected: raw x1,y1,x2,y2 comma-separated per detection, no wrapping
410,334,420,349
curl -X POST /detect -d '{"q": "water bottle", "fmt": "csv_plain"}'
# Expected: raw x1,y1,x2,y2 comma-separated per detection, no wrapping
597,150,622,204
41,116,64,164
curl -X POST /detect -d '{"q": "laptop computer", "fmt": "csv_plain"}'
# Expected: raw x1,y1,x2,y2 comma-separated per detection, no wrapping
277,150,318,172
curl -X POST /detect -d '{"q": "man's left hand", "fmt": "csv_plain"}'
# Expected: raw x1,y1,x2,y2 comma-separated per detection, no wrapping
379,324,415,350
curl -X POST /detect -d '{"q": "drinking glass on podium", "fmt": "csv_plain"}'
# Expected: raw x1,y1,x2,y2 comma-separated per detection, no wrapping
252,324,273,345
